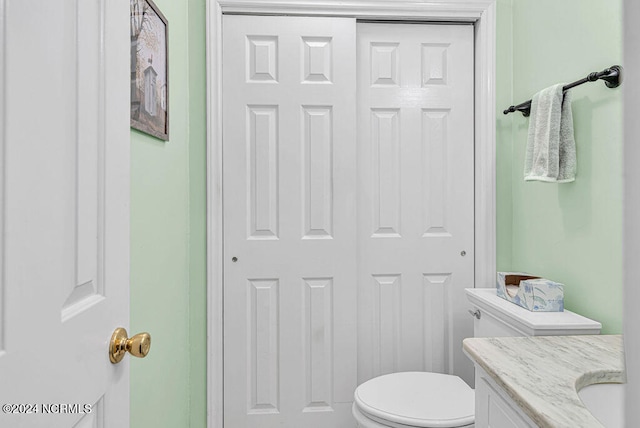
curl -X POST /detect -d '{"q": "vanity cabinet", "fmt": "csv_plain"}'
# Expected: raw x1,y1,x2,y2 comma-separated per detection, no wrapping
474,365,537,428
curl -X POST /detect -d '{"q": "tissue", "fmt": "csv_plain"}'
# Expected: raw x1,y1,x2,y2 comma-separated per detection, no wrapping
496,272,564,312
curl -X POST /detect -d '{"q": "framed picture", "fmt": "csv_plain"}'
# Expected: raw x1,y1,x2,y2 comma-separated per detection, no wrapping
130,0,169,140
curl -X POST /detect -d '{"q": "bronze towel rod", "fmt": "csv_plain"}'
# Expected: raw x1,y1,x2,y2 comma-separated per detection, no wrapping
503,65,622,117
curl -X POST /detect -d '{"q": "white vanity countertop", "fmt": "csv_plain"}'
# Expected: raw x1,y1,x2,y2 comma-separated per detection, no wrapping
463,334,624,428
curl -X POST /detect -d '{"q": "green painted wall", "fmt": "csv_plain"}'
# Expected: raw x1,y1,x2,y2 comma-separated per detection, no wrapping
130,0,207,426
187,0,208,426
496,0,514,272
497,0,623,333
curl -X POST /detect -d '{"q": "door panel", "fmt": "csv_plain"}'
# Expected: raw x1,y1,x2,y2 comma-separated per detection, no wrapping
0,1,129,427
357,23,475,386
222,15,357,428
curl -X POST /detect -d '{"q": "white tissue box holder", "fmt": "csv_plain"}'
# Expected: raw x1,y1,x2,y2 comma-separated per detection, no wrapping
496,272,564,312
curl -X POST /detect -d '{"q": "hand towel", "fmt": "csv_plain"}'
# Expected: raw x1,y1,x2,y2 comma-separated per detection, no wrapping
524,83,576,182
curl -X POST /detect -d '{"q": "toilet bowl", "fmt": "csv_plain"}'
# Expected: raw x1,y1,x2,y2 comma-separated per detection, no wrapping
352,288,603,428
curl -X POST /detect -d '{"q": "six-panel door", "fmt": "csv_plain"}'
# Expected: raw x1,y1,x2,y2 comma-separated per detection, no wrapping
357,23,475,386
222,15,358,428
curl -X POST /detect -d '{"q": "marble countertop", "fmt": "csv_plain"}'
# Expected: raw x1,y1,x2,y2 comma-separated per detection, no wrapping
463,335,624,428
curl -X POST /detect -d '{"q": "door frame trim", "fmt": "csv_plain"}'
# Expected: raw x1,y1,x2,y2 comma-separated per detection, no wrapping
206,1,496,426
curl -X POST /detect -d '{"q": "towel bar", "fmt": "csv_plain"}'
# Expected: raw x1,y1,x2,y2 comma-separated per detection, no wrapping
503,65,622,117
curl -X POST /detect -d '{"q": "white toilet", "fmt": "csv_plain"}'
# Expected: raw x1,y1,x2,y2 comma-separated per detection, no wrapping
352,288,602,428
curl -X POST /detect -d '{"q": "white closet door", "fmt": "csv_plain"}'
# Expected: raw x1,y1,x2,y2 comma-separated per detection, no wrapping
357,23,475,386
222,15,357,428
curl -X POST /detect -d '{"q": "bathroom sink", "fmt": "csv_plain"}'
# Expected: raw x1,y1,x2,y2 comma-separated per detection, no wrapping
577,383,625,427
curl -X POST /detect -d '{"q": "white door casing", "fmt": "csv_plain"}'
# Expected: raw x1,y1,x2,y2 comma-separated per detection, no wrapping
207,2,497,427
357,23,475,385
0,1,130,427
222,15,357,428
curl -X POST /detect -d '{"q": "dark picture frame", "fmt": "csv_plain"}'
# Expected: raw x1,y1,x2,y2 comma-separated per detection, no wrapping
130,0,169,141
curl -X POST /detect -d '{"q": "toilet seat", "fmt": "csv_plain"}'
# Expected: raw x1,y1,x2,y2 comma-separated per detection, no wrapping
354,372,475,428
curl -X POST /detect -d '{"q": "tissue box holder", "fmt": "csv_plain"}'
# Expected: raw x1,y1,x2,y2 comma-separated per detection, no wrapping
496,272,564,312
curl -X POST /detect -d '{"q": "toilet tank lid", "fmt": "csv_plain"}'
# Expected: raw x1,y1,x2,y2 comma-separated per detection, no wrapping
354,372,474,428
465,288,602,333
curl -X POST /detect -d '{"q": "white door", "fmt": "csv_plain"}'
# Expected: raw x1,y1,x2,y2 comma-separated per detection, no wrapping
222,15,357,428
356,23,475,386
0,1,130,427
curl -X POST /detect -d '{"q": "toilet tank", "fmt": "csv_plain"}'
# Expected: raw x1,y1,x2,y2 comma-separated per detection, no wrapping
466,288,602,338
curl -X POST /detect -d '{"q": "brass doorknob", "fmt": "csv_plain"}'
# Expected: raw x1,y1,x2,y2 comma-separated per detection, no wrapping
109,327,151,364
